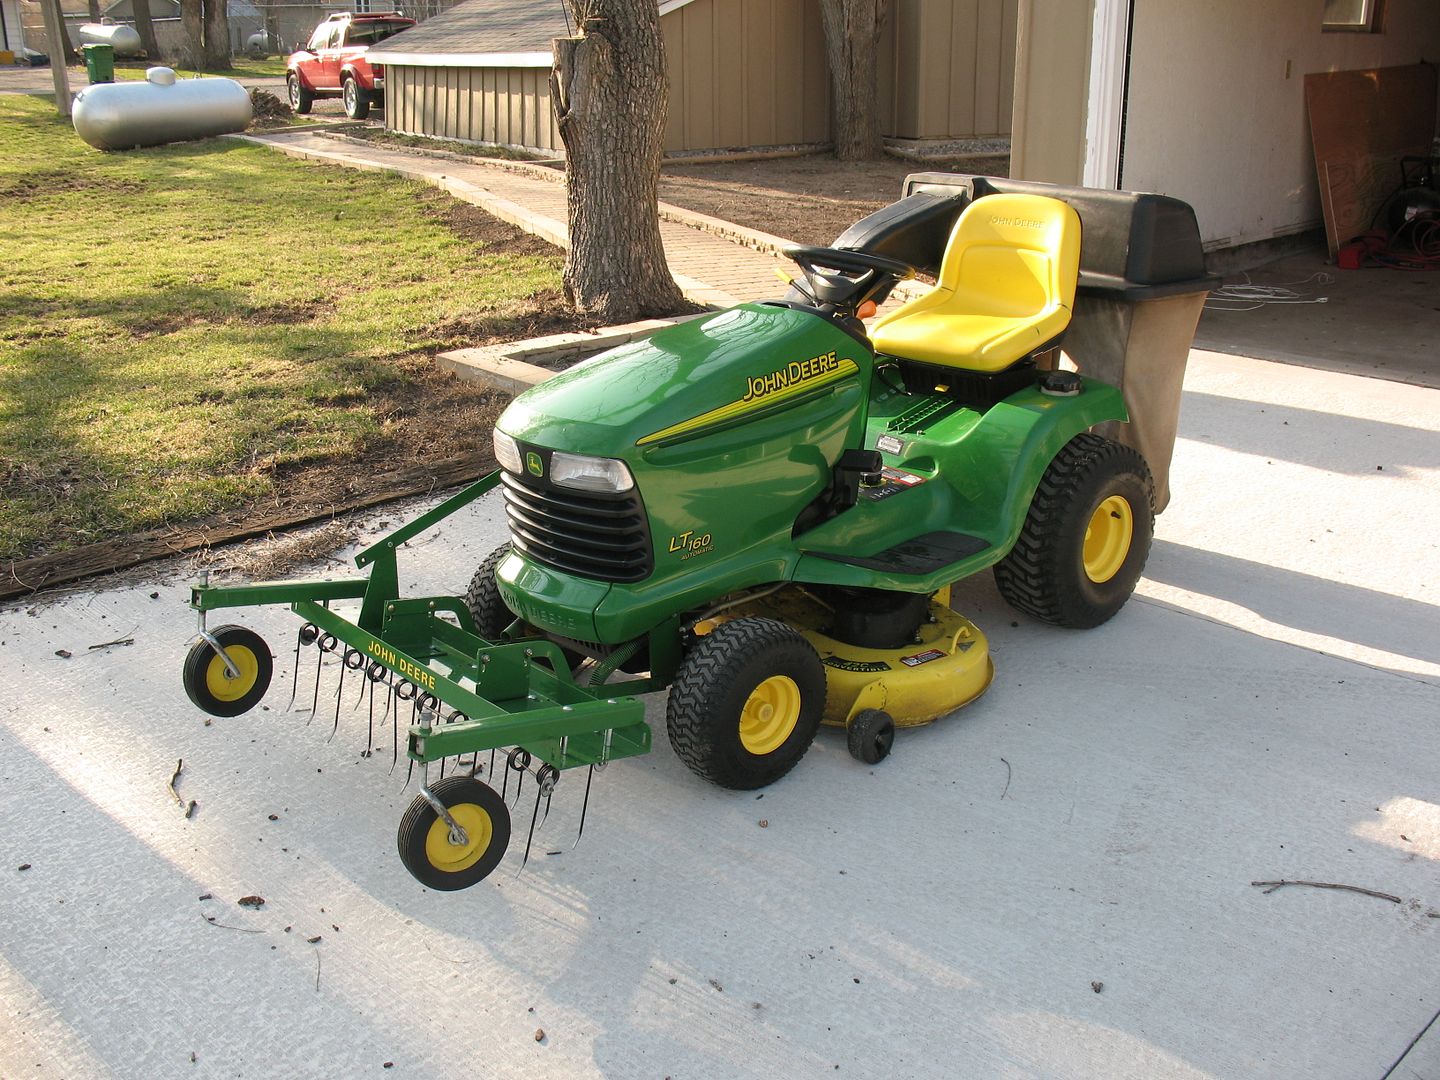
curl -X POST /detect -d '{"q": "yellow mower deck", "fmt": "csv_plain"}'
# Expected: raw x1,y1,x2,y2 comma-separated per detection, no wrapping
738,588,994,729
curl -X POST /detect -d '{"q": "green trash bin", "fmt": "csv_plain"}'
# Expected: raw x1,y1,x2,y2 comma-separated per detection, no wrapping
83,44,115,85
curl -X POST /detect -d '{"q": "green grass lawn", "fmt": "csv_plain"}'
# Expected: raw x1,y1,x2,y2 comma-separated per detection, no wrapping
0,94,566,562
87,57,290,81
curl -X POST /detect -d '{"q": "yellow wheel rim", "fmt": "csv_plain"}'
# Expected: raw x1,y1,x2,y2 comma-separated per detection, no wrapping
204,645,260,703
1083,494,1134,583
738,675,801,755
424,803,494,875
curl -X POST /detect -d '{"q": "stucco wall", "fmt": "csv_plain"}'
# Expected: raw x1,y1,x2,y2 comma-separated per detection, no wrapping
1122,0,1440,250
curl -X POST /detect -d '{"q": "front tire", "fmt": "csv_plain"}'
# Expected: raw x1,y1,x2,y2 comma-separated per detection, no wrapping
397,776,511,891
287,73,313,115
666,617,826,790
464,542,515,641
183,624,273,717
342,77,370,120
994,433,1155,628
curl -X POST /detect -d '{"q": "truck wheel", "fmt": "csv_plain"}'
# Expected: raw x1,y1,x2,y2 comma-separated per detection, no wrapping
397,775,510,890
464,542,515,640
183,624,273,717
994,433,1154,628
666,617,826,790
287,73,313,114
342,76,370,120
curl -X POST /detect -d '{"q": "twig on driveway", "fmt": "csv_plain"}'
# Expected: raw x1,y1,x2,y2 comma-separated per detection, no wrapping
999,757,1012,800
169,759,197,818
1250,879,1401,903
200,912,263,934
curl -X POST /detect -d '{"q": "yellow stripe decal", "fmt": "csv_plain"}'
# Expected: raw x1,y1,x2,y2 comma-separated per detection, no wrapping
637,358,858,446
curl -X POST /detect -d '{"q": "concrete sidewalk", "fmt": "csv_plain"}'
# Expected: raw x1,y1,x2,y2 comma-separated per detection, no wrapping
237,128,835,308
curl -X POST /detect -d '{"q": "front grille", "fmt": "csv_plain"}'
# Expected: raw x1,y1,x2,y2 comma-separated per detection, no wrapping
500,472,652,583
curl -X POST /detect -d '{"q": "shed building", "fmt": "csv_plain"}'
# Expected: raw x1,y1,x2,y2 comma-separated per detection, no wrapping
369,0,1018,156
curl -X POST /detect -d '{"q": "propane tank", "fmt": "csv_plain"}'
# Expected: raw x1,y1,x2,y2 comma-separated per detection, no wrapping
244,30,270,59
72,67,253,151
78,22,144,57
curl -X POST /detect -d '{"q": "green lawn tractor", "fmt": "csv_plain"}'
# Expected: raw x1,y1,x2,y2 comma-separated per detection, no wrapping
183,174,1215,891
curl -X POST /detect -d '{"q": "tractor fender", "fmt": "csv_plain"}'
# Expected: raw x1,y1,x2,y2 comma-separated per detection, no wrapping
791,377,1128,592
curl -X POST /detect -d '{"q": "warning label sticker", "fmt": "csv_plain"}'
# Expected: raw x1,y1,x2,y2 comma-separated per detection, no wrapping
899,649,946,667
863,466,929,502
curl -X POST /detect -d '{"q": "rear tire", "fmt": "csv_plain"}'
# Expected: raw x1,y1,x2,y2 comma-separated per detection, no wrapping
464,542,515,640
287,73,313,114
666,617,826,790
342,76,370,120
994,433,1154,628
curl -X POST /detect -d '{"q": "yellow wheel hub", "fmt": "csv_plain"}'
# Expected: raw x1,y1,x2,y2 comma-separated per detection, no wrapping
1083,494,1133,583
738,675,801,755
204,645,260,703
424,803,494,875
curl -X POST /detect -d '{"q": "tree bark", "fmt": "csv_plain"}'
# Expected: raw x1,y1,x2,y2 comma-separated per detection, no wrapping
131,0,161,60
550,2,685,322
179,0,203,68
202,0,231,69
818,0,889,161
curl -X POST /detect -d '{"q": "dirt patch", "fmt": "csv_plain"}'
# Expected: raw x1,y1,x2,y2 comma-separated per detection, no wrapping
419,191,559,259
248,88,292,124
2,172,146,202
658,152,1009,246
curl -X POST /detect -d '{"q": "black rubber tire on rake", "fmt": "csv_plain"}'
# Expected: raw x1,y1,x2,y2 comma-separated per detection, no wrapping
397,775,511,891
665,617,826,791
993,433,1155,629
182,624,273,718
464,542,516,641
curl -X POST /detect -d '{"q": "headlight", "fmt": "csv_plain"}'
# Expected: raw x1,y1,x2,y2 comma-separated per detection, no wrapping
551,451,634,493
493,429,522,474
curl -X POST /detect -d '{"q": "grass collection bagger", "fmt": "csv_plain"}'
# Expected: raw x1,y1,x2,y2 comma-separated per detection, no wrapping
183,174,1216,891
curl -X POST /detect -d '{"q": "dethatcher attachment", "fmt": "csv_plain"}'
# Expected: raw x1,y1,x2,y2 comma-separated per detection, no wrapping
184,474,649,891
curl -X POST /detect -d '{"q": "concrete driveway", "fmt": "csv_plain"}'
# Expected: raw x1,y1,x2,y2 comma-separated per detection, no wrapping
2,348,1437,1079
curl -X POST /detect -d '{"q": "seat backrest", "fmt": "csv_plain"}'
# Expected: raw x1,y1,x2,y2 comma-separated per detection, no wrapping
936,192,1081,318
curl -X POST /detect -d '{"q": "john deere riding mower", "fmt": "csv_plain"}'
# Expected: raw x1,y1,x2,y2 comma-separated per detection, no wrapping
183,174,1215,890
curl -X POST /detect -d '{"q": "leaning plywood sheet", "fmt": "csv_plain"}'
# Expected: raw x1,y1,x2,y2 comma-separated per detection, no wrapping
1305,62,1437,255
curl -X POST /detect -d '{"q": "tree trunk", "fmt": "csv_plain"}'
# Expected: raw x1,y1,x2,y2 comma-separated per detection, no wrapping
818,0,889,161
131,0,161,60
202,0,231,69
86,0,100,22
180,0,203,68
551,1,685,322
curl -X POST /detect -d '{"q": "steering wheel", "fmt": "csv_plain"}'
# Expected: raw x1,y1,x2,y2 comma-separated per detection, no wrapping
781,245,917,309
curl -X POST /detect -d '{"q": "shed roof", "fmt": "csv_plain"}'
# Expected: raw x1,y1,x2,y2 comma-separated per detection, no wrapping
370,0,694,67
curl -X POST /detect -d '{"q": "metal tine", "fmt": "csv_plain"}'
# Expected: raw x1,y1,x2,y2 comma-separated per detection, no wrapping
304,634,336,722
518,782,545,875
285,626,305,712
366,680,375,756
572,765,595,850
328,660,347,742
500,749,510,801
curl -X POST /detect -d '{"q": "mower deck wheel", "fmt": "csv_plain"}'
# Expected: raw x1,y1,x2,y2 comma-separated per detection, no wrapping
182,624,273,717
397,775,511,891
994,433,1155,628
846,708,895,764
666,617,825,790
464,542,516,641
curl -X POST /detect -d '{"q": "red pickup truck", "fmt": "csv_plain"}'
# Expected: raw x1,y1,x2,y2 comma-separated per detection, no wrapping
287,11,415,120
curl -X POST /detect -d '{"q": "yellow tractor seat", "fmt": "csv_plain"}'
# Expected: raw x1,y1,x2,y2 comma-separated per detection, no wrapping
870,193,1082,373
